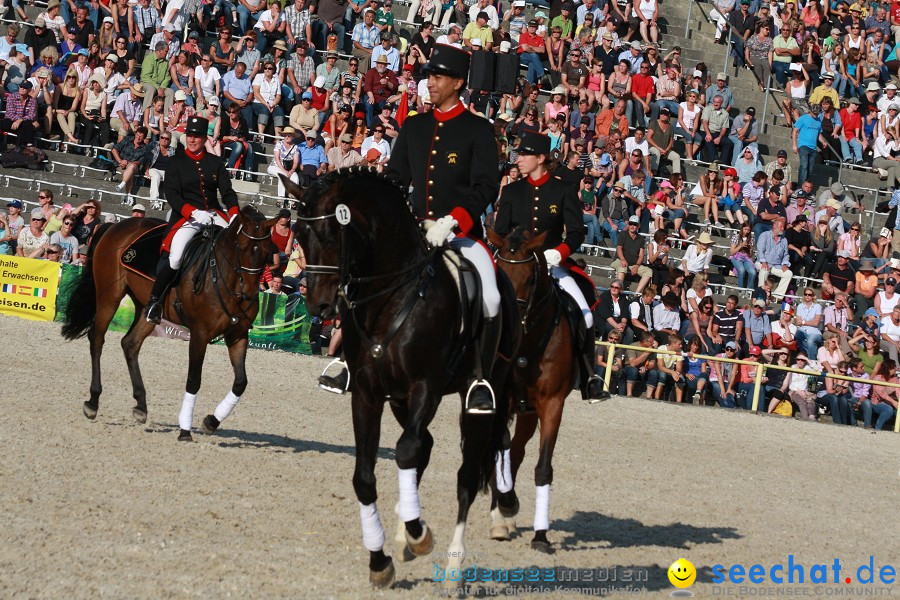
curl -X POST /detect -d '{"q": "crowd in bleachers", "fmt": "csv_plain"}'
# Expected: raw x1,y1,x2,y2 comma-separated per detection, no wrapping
0,0,899,426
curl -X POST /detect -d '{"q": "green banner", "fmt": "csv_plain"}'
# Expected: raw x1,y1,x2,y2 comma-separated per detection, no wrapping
54,267,312,354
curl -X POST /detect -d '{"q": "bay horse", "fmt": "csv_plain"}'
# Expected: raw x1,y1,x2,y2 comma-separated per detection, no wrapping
284,168,517,588
61,205,277,439
485,226,578,554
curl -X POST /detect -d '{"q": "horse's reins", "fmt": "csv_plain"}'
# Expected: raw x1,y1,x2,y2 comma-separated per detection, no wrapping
191,220,272,326
494,250,556,336
297,206,440,399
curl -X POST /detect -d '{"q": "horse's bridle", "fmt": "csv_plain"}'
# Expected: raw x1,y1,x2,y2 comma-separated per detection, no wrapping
494,250,553,334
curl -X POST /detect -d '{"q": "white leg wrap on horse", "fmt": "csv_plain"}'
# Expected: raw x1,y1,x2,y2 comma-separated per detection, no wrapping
213,391,240,422
552,267,593,329
396,467,421,522
534,484,551,531
178,392,197,431
495,449,513,493
358,502,386,552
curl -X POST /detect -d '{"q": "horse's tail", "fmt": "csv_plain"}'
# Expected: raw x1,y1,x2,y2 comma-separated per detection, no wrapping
61,222,112,340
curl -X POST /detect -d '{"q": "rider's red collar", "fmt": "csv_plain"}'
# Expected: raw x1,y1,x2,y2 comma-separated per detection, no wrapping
526,171,550,186
433,102,465,122
185,148,206,161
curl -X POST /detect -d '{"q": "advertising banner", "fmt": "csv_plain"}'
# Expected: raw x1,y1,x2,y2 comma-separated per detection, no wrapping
0,256,60,321
54,267,312,354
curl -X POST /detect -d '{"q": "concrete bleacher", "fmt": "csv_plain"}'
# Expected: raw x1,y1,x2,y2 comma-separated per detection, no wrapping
0,0,893,303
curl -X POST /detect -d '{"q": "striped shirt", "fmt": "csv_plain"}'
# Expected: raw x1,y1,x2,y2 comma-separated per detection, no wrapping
713,308,741,341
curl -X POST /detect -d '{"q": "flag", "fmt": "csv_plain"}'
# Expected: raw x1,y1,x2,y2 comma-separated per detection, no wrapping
396,90,409,127
1,283,15,294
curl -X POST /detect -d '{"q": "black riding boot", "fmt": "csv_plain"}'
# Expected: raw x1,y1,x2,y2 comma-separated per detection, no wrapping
581,325,607,401
145,255,177,324
467,316,502,414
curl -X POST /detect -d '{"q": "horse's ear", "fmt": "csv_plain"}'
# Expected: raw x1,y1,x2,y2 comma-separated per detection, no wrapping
485,227,504,250
524,230,549,252
280,174,304,206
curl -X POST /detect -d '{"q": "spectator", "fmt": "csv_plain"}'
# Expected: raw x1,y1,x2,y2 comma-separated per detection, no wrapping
222,61,254,126
701,94,732,162
48,215,78,263
629,285,657,337
140,42,172,111
70,200,100,245
268,127,300,197
793,103,824,183
728,106,759,165
735,344,763,409
613,214,651,292
755,217,793,297
252,60,285,138
771,305,798,351
598,279,631,341
361,123,391,164
651,291,682,345
110,83,146,141
822,249,856,299
647,107,680,175
709,340,738,408
131,204,146,218
16,208,49,258
327,133,363,170
786,215,812,272
880,304,900,362
855,259,880,319
1,81,38,149
624,331,662,398
298,130,328,185
221,102,255,174
656,334,686,402
681,232,713,282
710,294,744,352
112,126,152,202
743,298,773,350
146,131,173,205
862,359,899,430
682,335,708,403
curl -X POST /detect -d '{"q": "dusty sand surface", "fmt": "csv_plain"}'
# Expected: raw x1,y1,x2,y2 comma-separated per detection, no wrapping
1,314,898,599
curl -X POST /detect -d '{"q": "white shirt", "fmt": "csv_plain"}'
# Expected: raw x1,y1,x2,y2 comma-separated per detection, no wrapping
252,73,280,105
880,315,900,342
361,135,391,161
624,137,649,157
436,35,463,48
103,71,126,97
682,244,713,274
468,3,500,29
878,291,900,316
194,65,221,99
254,9,285,31
162,0,185,31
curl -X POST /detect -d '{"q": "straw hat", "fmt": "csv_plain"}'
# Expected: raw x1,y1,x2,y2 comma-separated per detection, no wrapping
697,232,713,245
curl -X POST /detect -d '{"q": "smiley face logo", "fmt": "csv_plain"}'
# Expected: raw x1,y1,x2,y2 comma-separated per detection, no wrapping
668,559,696,588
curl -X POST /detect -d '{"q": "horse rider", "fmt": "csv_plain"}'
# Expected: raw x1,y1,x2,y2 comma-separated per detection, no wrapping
145,115,240,324
319,44,503,415
493,131,605,400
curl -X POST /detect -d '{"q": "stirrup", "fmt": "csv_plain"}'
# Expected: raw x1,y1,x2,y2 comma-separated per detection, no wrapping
145,302,163,324
465,379,496,414
318,358,350,394
584,375,609,404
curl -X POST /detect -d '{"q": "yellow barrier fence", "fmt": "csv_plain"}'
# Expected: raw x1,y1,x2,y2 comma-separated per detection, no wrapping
595,341,900,433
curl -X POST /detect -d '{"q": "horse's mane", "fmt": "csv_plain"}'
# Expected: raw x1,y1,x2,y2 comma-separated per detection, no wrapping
308,166,410,209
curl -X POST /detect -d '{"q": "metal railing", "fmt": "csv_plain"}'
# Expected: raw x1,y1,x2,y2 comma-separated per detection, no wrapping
596,340,900,432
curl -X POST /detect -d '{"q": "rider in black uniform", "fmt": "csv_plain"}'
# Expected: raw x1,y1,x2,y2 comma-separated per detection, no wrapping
494,131,605,400
319,44,503,414
144,116,239,324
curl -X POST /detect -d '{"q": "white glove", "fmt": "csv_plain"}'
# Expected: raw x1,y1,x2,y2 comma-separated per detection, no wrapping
544,249,562,267
228,212,238,224
191,209,212,225
425,215,458,247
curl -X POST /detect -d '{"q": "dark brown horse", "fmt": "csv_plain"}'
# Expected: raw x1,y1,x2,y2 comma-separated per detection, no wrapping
285,168,518,588
61,206,277,439
486,227,578,553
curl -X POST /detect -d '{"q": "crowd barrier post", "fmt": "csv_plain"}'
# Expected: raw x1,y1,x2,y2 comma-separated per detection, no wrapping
750,363,765,413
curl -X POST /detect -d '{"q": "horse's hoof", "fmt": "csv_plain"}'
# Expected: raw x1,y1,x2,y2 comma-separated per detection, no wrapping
201,414,220,434
396,542,417,562
177,429,193,442
405,522,434,557
490,524,510,541
82,402,98,420
132,408,147,424
498,493,519,518
369,557,395,588
531,539,553,554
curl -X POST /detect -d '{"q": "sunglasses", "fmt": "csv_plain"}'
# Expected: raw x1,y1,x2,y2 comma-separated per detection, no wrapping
725,347,736,352
38,195,48,199
46,250,59,255
264,67,275,71
63,221,74,226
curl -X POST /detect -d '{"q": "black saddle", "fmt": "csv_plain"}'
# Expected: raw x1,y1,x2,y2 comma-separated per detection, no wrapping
122,221,224,287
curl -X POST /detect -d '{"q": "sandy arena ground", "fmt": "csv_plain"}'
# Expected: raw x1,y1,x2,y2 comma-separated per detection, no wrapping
1,314,898,599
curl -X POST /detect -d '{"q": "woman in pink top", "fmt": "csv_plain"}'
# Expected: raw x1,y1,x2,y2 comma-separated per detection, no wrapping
862,358,899,430
543,86,568,126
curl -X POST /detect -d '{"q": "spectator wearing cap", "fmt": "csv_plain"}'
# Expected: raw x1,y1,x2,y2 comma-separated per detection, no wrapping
298,129,328,183
823,248,857,300
4,200,24,253
289,90,319,137
16,208,49,258
814,197,846,237
0,81,38,150
463,11,494,50
764,149,793,183
314,50,342,95
149,24,181,66
517,19,546,86
819,181,861,213
861,227,892,271
351,9,380,71
617,40,644,74
728,106,758,165
268,127,300,197
131,204,147,218
503,0,528,41
793,103,825,183
876,82,898,114
371,31,401,73
25,17,56,66
808,71,839,107
753,181,787,241
614,214,652,293
38,1,66,44
743,299,773,350
551,2,575,41
327,133,362,170
140,42,173,111
755,217,793,297
593,33,618,78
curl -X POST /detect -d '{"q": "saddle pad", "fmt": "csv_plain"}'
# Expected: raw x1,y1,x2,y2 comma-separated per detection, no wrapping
121,222,167,280
442,250,476,334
